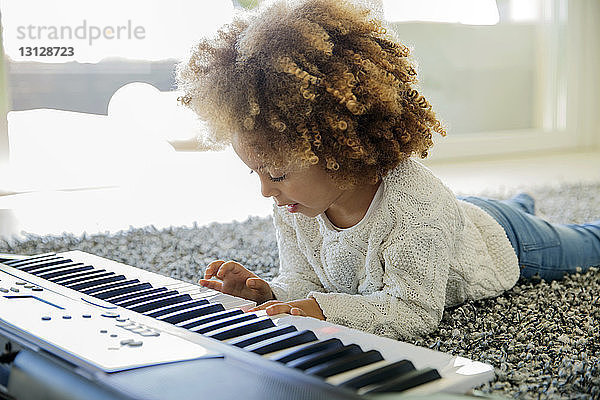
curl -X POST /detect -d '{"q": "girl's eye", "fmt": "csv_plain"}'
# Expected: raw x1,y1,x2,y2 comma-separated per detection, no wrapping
249,170,286,182
269,174,286,182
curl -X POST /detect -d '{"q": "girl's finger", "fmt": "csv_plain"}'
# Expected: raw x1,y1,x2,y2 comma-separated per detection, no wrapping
216,261,241,279
246,277,268,292
265,303,293,316
198,279,223,292
247,300,282,312
204,260,225,279
290,307,305,316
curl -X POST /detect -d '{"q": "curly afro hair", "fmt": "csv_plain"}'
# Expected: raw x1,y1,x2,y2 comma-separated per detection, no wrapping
176,0,446,188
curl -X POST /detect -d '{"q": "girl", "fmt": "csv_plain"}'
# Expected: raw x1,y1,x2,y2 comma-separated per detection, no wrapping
176,0,600,340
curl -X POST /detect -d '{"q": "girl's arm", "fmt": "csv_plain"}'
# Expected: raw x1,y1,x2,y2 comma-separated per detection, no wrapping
269,205,326,301
309,226,451,340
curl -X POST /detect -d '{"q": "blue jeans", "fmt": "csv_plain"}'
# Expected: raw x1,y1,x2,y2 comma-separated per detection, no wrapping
459,194,600,281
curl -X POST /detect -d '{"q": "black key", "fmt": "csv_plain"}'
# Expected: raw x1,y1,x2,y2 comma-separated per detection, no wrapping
6,255,60,268
68,275,126,291
158,303,225,324
94,282,152,300
2,253,56,266
178,309,244,329
98,284,157,301
144,298,210,317
339,360,415,390
37,265,92,280
130,294,193,313
82,279,139,295
245,330,318,355
190,313,257,334
287,344,362,371
273,338,344,364
28,262,83,276
229,325,297,348
305,350,384,378
20,258,72,272
362,367,441,394
111,288,170,306
53,270,113,285
207,317,276,341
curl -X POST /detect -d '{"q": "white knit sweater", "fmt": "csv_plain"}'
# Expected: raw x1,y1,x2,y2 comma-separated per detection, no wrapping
269,159,519,340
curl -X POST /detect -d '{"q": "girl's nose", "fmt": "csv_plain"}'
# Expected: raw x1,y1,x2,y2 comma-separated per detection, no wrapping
260,177,279,198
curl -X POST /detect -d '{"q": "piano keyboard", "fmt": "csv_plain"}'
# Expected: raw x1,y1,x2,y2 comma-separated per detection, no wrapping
0,251,494,400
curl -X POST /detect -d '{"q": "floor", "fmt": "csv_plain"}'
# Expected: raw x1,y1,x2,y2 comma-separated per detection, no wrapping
0,149,598,241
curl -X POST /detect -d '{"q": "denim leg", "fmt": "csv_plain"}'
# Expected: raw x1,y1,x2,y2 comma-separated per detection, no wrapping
459,194,600,281
503,193,535,215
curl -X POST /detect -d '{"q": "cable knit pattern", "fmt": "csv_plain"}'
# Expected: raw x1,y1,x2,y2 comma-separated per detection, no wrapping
269,159,519,340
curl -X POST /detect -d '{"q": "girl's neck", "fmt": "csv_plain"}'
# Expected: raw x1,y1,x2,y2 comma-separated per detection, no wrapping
324,180,382,229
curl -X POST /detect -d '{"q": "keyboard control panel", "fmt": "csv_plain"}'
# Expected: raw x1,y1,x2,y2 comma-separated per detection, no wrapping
0,269,219,372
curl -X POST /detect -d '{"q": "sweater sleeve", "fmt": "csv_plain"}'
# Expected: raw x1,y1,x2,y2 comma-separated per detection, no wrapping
309,225,452,340
269,206,326,302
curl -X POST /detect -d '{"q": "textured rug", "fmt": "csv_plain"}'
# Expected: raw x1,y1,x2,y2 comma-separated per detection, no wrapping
1,182,599,399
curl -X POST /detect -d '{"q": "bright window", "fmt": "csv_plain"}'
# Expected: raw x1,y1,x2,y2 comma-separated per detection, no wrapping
0,0,597,173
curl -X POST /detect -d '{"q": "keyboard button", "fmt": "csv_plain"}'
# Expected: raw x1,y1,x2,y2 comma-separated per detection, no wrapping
138,330,160,337
272,338,343,364
338,359,415,390
305,350,384,378
362,367,441,394
245,330,318,355
102,311,120,318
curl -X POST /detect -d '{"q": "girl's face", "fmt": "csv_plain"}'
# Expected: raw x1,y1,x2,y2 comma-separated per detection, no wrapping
232,133,344,218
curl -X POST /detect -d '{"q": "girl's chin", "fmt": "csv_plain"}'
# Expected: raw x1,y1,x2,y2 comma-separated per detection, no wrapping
284,204,322,218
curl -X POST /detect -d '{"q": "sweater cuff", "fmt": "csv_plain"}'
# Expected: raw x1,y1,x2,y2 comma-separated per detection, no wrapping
269,282,290,302
308,291,338,321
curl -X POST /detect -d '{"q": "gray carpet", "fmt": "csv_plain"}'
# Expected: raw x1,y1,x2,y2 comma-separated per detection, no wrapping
1,182,599,399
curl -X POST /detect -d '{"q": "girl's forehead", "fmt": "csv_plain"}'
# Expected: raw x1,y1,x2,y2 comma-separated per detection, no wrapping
232,132,298,171
231,133,261,166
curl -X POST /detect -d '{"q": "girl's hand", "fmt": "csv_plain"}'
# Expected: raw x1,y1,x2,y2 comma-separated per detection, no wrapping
248,298,325,320
198,260,274,304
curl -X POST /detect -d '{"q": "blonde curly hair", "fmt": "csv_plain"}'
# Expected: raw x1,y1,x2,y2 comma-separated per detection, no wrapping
176,0,446,188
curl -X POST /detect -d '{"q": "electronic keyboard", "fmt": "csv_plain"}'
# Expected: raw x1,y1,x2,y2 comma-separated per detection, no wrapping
0,251,494,400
